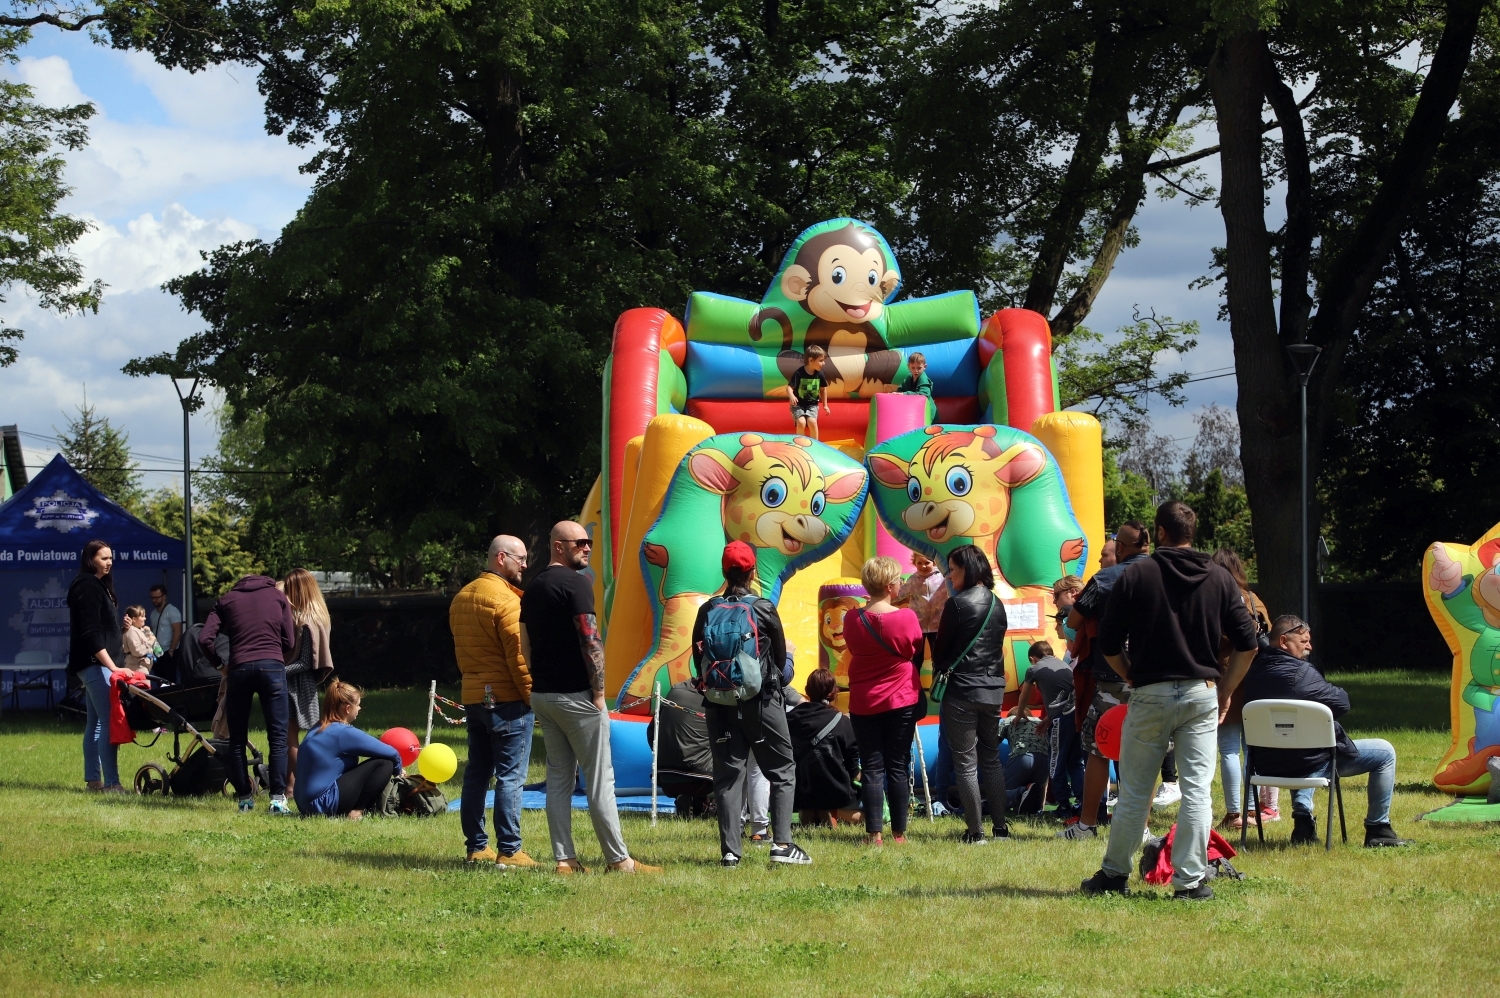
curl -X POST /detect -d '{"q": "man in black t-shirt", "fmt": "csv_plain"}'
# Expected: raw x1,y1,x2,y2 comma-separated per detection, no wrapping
520,521,660,874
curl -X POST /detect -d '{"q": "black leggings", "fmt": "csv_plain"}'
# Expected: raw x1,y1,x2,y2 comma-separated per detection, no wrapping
335,758,394,815
851,704,919,835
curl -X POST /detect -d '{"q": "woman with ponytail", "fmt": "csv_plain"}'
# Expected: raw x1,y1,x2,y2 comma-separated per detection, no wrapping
293,681,403,818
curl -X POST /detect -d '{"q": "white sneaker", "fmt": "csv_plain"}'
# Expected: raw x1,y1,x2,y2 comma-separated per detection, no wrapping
1152,782,1181,809
1105,791,1119,812
1056,822,1098,840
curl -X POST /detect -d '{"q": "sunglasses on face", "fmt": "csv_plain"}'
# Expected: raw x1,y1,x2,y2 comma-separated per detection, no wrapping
560,538,592,549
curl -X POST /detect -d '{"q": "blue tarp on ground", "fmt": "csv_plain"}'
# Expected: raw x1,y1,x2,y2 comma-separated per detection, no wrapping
0,455,185,707
447,790,677,814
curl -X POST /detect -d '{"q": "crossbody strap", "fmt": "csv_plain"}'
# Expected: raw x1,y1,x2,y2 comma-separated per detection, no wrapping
855,609,904,659
939,594,996,674
810,712,844,746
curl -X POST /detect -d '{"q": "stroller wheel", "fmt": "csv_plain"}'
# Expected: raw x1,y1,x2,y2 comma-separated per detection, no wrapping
134,764,170,796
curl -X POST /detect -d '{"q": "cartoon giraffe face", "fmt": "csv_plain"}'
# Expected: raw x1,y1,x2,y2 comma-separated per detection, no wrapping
869,426,1045,546
689,434,866,556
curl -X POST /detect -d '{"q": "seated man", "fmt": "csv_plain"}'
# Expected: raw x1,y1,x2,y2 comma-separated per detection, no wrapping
1239,615,1410,847
646,679,715,817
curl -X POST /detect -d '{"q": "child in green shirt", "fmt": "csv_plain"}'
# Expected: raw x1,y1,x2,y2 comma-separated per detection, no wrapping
898,352,932,397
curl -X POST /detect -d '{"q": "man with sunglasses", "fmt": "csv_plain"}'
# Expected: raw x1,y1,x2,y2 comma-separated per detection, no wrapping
452,535,536,868
521,521,660,874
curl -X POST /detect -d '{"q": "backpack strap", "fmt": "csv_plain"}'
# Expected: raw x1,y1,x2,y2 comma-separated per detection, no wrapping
810,711,844,747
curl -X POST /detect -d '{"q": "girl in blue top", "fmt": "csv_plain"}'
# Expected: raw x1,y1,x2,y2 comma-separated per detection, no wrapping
294,680,403,818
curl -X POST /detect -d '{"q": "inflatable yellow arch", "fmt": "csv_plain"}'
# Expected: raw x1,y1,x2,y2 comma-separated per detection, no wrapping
1424,524,1500,795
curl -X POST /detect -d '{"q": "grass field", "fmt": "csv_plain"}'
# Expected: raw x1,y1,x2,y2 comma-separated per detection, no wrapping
1,670,1495,998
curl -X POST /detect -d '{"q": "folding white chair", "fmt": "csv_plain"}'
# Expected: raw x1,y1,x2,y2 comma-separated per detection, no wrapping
1240,699,1347,851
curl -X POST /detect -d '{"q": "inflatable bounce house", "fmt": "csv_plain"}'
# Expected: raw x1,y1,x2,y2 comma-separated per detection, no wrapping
1424,527,1500,797
573,219,1107,793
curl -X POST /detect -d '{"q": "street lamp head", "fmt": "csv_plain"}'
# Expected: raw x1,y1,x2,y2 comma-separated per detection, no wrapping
1286,342,1323,385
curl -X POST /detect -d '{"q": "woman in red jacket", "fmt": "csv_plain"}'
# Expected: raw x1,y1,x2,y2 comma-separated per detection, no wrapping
844,556,924,845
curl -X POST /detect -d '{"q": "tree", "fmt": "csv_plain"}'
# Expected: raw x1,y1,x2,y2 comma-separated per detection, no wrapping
1322,95,1500,580
1057,311,1198,429
1181,403,1243,491
135,487,264,598
0,26,101,367
55,397,142,508
124,0,926,584
1205,0,1490,616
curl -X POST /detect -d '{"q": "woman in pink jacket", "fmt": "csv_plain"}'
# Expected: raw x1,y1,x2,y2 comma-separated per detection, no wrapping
844,556,925,845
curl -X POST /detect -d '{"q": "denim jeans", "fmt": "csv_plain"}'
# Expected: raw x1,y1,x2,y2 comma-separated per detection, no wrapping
461,701,534,855
1048,710,1085,810
225,659,289,797
1101,680,1218,890
80,665,119,786
1291,738,1397,826
1219,722,1244,813
1004,750,1049,810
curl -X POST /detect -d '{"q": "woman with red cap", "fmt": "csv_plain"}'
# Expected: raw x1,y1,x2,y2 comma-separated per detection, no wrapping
691,540,812,867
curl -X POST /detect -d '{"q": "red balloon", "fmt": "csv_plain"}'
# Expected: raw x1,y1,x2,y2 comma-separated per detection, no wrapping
1093,704,1128,761
380,727,422,766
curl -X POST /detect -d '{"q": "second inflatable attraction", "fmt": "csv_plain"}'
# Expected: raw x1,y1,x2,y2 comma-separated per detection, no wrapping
576,218,1107,788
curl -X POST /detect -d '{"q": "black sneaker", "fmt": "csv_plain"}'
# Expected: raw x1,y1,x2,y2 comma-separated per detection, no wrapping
960,830,989,845
1363,822,1411,848
768,842,812,865
1290,811,1318,846
1080,870,1130,896
720,853,741,868
992,823,1010,840
1173,882,1214,901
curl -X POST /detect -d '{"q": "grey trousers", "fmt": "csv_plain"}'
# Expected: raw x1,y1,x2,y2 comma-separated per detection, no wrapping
531,692,631,866
705,692,796,857
940,695,1008,835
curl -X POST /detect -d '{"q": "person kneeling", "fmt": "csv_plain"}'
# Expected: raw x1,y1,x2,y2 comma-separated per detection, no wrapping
295,680,404,819
1239,616,1410,848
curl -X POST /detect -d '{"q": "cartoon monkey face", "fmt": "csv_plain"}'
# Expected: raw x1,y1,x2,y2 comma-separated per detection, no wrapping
780,224,899,325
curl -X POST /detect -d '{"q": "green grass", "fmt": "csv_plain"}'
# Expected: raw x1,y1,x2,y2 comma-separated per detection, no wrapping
1,670,1495,997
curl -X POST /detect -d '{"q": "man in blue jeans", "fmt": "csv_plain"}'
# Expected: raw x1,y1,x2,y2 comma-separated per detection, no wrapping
1239,616,1410,847
451,535,537,868
1082,501,1260,900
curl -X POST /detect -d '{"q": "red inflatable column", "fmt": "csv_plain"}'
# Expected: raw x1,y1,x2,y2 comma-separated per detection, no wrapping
605,309,670,568
995,308,1055,432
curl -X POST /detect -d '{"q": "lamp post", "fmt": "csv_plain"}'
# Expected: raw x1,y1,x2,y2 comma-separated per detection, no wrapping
170,375,202,628
1286,343,1322,625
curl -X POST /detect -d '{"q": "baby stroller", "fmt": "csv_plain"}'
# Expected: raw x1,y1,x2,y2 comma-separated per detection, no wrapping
124,625,266,796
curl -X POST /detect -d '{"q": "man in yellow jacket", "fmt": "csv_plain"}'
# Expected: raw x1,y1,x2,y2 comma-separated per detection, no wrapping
452,535,537,867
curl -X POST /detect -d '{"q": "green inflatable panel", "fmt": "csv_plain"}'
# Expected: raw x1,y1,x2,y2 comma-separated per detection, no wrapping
617,433,869,705
866,424,1087,592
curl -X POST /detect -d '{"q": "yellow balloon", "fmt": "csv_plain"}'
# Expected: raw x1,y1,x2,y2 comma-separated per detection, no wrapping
417,742,458,783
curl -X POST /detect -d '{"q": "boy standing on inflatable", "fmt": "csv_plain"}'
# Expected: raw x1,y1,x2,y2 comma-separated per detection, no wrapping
784,345,831,440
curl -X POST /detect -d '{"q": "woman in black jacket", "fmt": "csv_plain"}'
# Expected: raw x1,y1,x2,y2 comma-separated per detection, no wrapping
66,539,129,793
931,544,1010,842
787,668,862,827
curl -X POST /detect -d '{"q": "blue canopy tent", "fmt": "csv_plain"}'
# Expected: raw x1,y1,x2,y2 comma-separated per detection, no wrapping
0,454,185,709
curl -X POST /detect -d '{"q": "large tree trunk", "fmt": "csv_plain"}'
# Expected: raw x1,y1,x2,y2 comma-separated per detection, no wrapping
1209,31,1304,620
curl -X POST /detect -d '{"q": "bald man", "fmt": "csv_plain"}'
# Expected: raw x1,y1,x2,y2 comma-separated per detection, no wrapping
520,521,659,874
452,534,537,868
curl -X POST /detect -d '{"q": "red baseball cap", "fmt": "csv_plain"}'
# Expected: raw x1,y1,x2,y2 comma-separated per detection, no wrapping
722,541,756,575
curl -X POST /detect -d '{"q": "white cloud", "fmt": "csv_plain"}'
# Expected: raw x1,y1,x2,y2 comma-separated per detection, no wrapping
121,52,265,130
12,54,89,108
73,204,257,295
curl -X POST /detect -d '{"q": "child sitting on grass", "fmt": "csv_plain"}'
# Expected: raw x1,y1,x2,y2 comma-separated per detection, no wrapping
898,352,932,397
785,344,831,439
120,606,156,674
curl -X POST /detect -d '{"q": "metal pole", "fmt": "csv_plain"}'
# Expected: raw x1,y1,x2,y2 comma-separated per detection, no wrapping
650,689,661,826
914,726,933,823
173,377,200,629
425,680,437,747
1300,380,1309,624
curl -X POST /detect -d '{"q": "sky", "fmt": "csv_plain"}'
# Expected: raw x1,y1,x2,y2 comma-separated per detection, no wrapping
0,29,1239,492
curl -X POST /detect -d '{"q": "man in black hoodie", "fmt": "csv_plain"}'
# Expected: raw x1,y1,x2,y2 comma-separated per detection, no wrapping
201,574,297,814
1081,502,1259,900
1239,615,1409,847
